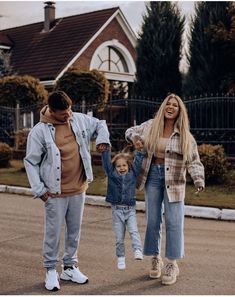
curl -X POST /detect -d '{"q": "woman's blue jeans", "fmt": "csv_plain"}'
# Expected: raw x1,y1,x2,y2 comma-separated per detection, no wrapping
144,164,184,260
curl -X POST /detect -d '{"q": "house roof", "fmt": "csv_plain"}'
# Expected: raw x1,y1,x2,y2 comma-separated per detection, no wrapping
0,7,121,81
0,32,14,47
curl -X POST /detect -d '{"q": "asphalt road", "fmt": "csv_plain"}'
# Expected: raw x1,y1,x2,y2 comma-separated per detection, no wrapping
0,192,235,295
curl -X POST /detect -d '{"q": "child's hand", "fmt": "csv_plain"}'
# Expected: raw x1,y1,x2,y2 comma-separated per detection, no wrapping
135,140,144,151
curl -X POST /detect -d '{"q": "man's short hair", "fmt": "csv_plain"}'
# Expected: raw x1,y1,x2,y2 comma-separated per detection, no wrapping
48,91,72,111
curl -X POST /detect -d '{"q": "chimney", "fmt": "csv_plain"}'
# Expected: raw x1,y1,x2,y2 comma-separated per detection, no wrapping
44,1,55,32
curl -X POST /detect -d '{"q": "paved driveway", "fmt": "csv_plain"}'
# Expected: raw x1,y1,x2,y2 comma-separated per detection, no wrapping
0,193,235,295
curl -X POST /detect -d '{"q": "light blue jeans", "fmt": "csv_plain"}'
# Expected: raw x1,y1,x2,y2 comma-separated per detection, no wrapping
111,205,142,257
43,193,85,269
144,164,184,260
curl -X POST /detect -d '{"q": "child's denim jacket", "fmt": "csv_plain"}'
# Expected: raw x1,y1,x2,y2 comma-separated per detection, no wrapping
101,149,146,206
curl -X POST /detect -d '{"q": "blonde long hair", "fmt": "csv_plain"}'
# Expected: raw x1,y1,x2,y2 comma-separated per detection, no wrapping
145,94,193,162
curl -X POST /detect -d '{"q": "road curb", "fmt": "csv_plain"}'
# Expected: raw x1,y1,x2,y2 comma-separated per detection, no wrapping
1,185,235,221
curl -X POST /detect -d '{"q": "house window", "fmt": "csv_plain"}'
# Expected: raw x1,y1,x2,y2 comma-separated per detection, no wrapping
94,46,129,73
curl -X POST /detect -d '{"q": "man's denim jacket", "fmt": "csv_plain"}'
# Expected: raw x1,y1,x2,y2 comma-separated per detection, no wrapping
24,112,110,198
101,149,146,206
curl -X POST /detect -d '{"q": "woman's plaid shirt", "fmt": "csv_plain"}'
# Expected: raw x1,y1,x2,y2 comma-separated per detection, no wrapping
125,119,205,202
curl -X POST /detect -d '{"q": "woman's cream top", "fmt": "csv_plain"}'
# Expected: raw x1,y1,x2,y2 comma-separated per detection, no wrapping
155,137,169,159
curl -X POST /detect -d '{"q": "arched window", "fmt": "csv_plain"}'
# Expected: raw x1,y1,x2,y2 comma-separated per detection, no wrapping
93,46,128,73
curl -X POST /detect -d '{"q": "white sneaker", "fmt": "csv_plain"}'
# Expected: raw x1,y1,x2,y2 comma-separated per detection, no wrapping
134,249,143,260
45,269,60,291
60,265,88,284
117,257,126,270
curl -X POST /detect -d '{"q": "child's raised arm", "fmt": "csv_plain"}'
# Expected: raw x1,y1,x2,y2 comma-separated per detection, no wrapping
101,149,113,176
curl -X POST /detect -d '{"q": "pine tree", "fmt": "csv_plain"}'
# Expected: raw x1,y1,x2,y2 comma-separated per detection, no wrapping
134,2,185,101
208,3,235,95
184,1,231,97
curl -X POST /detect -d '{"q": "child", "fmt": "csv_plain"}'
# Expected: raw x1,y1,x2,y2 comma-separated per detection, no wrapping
101,140,145,270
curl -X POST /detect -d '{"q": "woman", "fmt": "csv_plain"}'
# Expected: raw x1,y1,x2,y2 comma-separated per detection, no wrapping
125,94,204,285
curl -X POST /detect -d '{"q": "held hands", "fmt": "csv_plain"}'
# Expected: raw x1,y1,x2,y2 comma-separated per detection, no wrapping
97,143,109,153
134,139,144,151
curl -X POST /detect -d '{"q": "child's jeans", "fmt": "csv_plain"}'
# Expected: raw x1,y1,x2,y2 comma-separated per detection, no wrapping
111,205,142,257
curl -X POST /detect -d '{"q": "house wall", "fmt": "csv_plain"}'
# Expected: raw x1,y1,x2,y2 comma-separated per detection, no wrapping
73,18,136,70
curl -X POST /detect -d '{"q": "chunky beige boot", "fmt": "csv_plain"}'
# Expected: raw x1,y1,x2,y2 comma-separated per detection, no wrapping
162,262,179,285
149,255,163,278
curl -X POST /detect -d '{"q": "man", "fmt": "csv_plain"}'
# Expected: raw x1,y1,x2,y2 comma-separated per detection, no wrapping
24,91,110,291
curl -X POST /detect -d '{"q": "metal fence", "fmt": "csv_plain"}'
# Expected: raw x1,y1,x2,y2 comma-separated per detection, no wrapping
0,96,235,156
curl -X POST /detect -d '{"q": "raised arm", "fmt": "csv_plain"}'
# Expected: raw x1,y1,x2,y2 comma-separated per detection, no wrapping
81,113,111,146
125,119,153,145
101,149,113,176
132,150,146,177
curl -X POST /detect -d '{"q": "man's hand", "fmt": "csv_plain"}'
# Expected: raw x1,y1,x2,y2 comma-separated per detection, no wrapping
97,143,109,153
40,191,54,202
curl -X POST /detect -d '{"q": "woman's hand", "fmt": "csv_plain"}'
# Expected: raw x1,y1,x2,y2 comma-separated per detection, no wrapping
135,140,144,151
195,187,204,195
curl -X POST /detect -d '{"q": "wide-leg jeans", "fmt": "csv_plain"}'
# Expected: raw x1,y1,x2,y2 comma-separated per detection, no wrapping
144,164,184,260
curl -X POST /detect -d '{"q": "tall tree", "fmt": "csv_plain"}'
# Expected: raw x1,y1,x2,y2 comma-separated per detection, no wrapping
208,3,235,95
184,1,231,97
134,1,185,101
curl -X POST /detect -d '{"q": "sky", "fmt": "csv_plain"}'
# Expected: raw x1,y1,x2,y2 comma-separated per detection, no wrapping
0,1,196,33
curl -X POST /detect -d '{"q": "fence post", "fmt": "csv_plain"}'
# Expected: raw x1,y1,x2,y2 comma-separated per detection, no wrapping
15,101,20,150
81,98,86,114
130,97,136,126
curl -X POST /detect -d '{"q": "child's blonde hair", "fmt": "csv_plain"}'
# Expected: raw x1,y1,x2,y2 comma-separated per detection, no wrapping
111,153,133,169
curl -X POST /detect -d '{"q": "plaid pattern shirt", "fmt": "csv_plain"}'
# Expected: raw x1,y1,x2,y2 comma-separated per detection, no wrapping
125,119,205,202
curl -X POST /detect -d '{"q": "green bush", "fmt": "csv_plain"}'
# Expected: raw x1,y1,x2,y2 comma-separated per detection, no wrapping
0,75,48,106
15,129,30,150
55,68,109,109
198,144,228,184
0,142,12,167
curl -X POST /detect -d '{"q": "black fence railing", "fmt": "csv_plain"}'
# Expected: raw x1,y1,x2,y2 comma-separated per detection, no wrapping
0,96,235,156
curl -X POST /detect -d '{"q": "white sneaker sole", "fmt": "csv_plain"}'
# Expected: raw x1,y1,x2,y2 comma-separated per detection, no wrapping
45,284,60,291
135,256,143,260
60,273,88,284
149,270,161,279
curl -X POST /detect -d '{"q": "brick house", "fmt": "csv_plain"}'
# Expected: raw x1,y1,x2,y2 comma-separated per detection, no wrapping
0,2,137,98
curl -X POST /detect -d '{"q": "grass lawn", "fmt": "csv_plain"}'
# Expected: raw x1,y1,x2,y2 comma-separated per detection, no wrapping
1,160,235,209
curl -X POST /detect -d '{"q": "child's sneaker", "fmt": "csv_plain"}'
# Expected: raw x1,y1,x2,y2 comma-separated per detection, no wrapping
60,265,88,284
45,269,60,291
117,257,126,270
149,255,163,278
134,249,143,260
161,262,179,285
